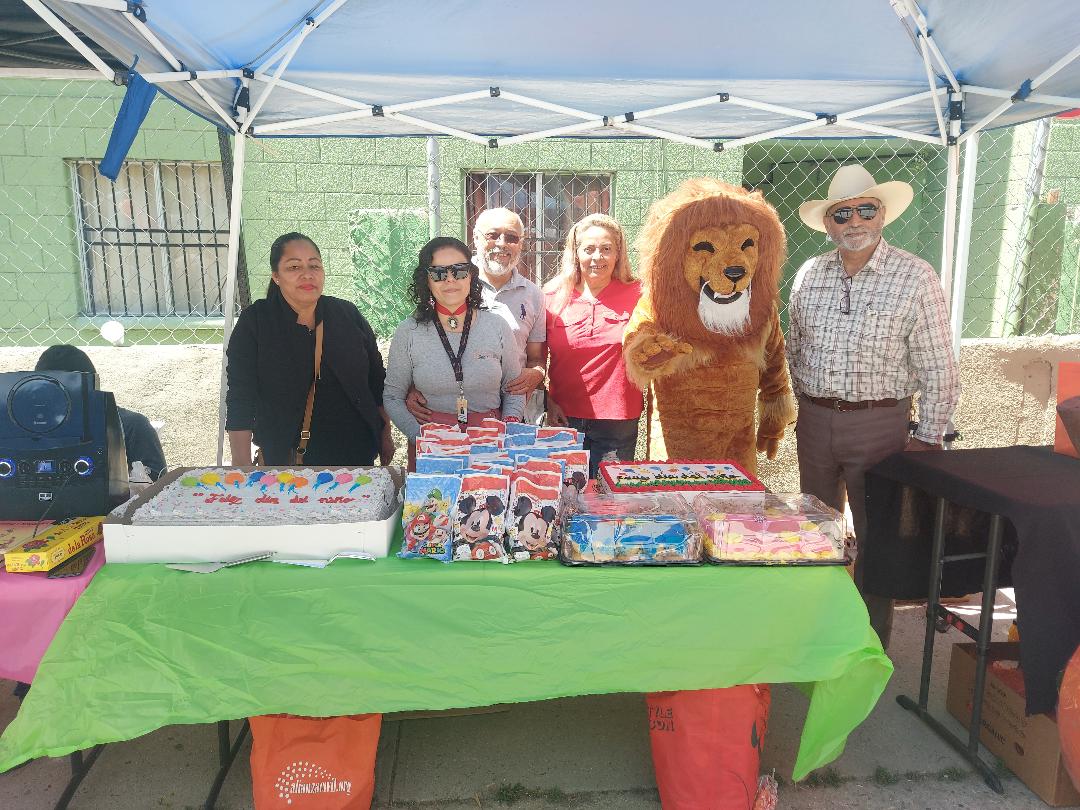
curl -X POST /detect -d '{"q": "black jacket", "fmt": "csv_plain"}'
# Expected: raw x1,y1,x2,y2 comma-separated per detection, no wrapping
225,293,385,461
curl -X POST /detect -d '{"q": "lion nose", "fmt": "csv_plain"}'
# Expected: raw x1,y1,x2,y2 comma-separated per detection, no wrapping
723,266,746,282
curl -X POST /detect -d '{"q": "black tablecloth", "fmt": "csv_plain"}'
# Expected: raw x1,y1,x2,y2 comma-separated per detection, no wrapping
863,445,1080,715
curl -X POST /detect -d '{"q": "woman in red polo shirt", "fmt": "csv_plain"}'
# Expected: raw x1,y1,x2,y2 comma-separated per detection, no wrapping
544,214,642,478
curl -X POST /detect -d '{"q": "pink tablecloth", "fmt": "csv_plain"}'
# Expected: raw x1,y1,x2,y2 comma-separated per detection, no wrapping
0,544,105,683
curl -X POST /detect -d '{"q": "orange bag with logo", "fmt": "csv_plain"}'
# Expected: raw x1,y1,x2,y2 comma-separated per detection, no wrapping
249,713,381,810
646,685,770,810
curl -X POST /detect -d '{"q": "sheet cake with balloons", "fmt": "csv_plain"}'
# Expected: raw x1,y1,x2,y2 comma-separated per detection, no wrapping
103,466,404,563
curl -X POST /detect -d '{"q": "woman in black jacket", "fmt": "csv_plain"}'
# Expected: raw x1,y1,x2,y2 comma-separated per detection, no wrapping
226,232,394,466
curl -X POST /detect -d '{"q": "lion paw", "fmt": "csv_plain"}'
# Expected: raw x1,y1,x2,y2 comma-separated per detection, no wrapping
633,333,693,372
756,432,781,459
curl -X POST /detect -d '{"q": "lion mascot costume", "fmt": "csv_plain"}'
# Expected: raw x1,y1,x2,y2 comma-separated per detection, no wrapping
623,178,795,473
629,179,792,810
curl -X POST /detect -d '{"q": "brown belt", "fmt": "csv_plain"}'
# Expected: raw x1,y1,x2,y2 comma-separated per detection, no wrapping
803,394,900,412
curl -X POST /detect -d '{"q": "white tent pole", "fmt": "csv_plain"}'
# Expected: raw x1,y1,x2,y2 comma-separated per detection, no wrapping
963,41,1080,141
724,95,817,120
498,120,606,146
617,94,732,121
242,17,318,133
121,11,237,131
23,0,115,80
963,97,1018,142
426,137,440,238
251,0,351,76
253,89,492,135
1031,41,1080,88
253,108,373,135
963,85,1080,108
55,0,126,11
386,91,495,115
939,90,963,305
916,33,947,144
950,131,979,359
141,69,244,83
836,87,945,119
497,91,597,120
216,133,247,465
897,0,960,91
613,122,716,151
939,142,960,301
836,121,942,146
255,83,951,145
386,112,491,145
923,38,960,91
258,76,369,109
723,118,828,149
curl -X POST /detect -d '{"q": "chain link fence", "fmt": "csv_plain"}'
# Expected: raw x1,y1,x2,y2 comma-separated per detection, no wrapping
742,136,948,330
2,76,1079,351
0,77,234,347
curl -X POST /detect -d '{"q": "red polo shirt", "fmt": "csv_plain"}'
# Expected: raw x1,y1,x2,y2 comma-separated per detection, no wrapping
545,279,644,420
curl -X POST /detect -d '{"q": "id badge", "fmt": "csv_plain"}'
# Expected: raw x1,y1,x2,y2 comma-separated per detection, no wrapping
456,395,468,423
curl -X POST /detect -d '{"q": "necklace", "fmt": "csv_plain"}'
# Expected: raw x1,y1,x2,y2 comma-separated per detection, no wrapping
435,301,468,329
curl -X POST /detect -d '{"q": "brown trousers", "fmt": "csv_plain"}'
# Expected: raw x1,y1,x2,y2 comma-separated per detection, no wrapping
795,395,912,648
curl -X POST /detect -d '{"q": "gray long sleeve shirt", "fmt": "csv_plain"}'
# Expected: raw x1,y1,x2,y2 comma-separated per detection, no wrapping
384,310,525,439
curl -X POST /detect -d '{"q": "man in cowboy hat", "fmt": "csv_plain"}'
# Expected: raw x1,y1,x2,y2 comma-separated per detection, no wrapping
788,163,960,647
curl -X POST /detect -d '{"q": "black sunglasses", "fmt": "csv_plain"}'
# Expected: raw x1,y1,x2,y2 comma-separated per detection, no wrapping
426,263,472,282
831,203,880,224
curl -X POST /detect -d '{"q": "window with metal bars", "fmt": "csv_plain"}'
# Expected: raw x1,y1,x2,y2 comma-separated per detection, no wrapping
465,171,613,286
70,159,230,317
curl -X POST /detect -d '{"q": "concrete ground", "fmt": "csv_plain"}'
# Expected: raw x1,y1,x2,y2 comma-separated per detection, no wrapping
0,589,1060,810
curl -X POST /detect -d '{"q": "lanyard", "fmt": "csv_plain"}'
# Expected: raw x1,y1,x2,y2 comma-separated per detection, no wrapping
433,308,474,387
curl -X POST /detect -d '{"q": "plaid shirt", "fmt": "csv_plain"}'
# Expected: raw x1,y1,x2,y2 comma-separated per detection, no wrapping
786,238,960,443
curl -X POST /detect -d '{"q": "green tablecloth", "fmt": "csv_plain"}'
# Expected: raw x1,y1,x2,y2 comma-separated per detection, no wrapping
0,547,892,780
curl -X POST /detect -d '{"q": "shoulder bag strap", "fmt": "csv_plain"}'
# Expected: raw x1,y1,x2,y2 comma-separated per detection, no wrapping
293,321,324,464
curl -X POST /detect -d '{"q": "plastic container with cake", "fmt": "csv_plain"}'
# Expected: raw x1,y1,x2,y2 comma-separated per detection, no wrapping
691,492,847,566
558,492,703,566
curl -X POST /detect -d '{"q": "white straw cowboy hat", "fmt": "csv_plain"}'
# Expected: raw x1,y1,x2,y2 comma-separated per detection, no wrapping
798,163,914,233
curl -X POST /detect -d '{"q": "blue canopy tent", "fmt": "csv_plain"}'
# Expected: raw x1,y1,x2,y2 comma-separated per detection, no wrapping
21,0,1080,460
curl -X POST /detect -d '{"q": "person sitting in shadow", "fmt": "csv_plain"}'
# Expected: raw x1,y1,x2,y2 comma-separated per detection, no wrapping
35,344,167,481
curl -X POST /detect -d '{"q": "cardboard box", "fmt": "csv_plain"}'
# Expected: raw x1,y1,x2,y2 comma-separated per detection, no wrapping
946,641,1080,806
103,467,404,564
0,521,53,556
1056,362,1080,459
4,517,103,573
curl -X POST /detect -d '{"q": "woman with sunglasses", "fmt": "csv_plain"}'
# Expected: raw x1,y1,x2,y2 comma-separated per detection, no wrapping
543,214,642,478
384,236,525,465
226,232,394,467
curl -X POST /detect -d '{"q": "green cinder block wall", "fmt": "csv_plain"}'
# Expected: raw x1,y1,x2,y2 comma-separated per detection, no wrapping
2,77,1078,345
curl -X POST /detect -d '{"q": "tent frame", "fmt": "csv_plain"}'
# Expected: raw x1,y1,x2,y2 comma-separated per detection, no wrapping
11,1,1080,801
20,0,1080,457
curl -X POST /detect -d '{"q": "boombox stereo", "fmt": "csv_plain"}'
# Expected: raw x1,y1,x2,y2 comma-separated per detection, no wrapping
0,370,128,521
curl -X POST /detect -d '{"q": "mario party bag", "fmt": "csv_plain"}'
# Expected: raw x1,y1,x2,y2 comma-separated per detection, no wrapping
646,686,770,810
249,713,381,810
400,475,460,562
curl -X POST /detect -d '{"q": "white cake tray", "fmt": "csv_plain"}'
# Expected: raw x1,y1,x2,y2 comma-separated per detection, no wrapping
103,466,404,564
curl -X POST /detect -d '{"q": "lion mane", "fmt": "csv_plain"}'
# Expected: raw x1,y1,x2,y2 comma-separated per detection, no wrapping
637,178,786,352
